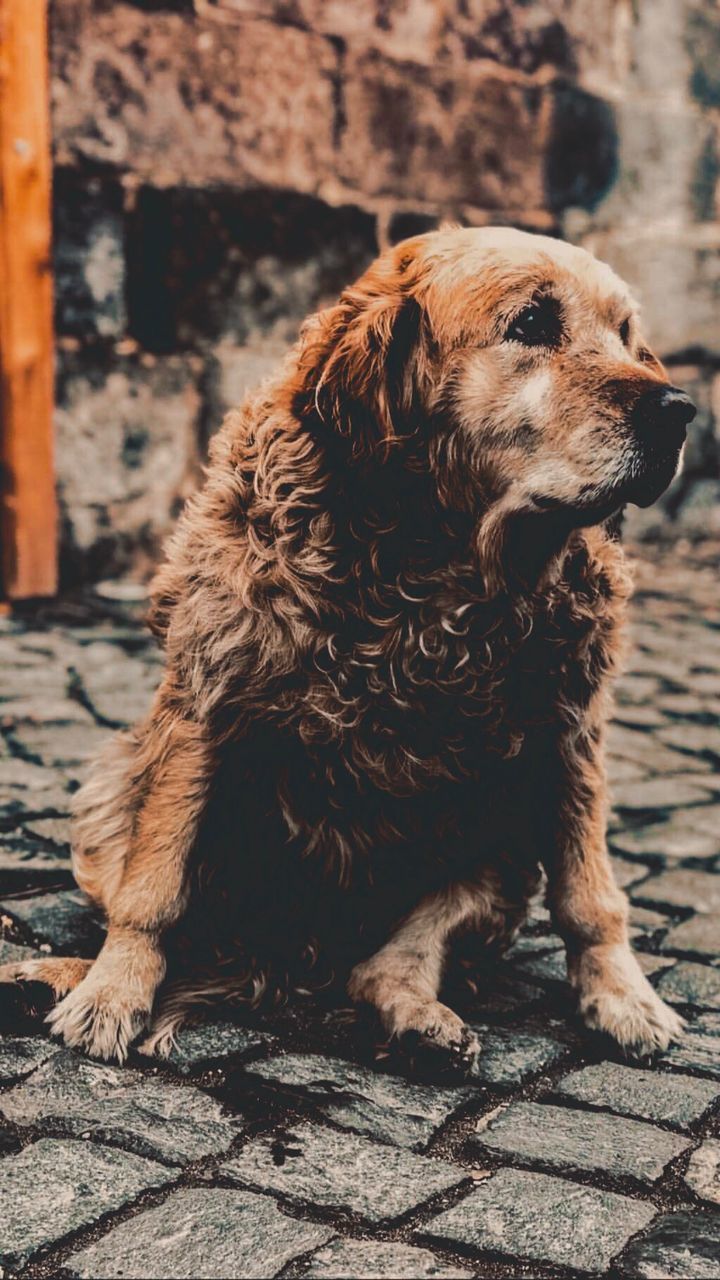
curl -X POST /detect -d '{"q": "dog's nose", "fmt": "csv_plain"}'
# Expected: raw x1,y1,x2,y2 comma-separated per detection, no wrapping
631,385,697,449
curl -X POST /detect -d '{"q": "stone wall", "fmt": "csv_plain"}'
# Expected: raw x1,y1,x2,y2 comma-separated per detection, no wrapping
49,0,720,583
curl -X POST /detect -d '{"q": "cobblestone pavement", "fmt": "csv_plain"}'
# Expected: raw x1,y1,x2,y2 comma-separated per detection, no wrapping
0,541,719,1280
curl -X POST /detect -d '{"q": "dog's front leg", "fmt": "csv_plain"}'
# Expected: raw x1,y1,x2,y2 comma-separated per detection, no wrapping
47,682,213,1061
348,883,484,1073
543,727,683,1056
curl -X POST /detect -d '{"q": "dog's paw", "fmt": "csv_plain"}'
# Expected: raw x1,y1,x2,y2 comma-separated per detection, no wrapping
46,981,150,1063
580,985,684,1057
0,958,92,1030
386,999,481,1078
402,1016,481,1077
575,947,684,1057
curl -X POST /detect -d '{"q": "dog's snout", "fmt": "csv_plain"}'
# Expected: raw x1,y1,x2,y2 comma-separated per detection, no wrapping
631,385,696,448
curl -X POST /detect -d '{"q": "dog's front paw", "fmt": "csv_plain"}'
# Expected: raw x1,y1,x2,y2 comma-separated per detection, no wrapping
46,980,151,1062
401,1011,482,1077
0,957,93,1030
580,987,684,1056
574,944,684,1057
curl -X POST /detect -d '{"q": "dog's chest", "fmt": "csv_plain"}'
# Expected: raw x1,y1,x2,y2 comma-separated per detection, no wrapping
308,555,621,788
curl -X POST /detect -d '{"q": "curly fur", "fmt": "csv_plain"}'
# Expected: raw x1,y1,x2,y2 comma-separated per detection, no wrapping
0,226,687,1064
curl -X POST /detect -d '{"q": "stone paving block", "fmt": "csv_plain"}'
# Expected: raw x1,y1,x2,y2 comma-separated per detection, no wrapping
672,772,720,797
0,939,42,965
66,1187,332,1280
0,756,71,797
423,1167,657,1274
221,1122,467,1222
661,1014,720,1078
2,889,102,951
79,641,160,726
610,814,720,861
612,778,715,810
663,914,720,957
169,1019,273,1072
0,1035,62,1082
0,667,71,702
0,782,74,821
612,705,665,730
505,932,560,959
10,721,111,769
471,1101,690,1183
303,1238,472,1278
249,1053,473,1151
656,961,720,1009
612,855,652,889
0,1137,176,1269
1,1050,242,1165
511,949,567,983
633,868,720,913
637,952,677,976
553,1061,720,1129
22,817,72,847
618,1208,720,1278
684,1140,720,1205
0,836,71,877
0,697,93,725
608,755,651,783
629,903,671,935
659,724,720,758
471,1026,568,1087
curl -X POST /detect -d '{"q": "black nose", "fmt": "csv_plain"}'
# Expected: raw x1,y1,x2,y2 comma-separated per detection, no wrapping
631,385,697,448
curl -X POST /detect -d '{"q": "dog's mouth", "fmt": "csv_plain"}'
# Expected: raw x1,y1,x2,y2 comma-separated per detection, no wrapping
531,444,684,526
622,443,686,508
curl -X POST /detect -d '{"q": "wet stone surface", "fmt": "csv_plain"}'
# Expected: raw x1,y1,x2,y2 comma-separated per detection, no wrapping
0,542,718,1276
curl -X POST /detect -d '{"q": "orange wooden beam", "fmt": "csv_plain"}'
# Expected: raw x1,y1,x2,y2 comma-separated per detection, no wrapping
0,0,56,599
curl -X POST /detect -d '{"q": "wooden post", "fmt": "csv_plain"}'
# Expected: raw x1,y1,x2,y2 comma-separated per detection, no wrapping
0,0,56,599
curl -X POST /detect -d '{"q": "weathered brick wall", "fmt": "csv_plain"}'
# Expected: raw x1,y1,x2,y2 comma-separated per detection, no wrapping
49,0,720,582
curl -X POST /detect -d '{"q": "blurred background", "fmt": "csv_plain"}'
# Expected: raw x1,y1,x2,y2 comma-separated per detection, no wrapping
35,0,720,585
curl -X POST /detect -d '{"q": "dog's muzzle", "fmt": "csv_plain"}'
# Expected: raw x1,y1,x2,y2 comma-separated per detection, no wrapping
627,384,696,507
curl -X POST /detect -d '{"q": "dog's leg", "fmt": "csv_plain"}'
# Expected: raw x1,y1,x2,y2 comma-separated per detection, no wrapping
45,682,213,1061
544,729,683,1056
0,957,93,1027
348,882,491,1073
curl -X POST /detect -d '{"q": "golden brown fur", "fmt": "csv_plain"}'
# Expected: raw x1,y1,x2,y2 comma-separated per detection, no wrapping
1,227,689,1065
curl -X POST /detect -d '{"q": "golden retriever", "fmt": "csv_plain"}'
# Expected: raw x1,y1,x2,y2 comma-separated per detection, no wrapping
0,226,694,1068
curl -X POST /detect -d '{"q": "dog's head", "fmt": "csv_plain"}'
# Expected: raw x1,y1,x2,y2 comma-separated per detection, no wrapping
300,226,694,568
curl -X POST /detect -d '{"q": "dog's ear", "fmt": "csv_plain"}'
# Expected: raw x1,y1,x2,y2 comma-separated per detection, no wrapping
297,248,431,460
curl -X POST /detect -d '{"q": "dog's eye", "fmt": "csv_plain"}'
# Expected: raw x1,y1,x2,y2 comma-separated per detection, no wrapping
619,317,631,346
505,298,562,348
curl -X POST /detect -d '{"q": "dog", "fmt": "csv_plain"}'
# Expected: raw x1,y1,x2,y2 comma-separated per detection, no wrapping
0,226,693,1068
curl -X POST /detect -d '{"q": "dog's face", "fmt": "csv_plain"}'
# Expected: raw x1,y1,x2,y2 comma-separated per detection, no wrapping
308,226,695,533
417,227,695,520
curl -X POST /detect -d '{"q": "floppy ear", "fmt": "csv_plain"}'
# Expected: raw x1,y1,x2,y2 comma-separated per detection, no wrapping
297,251,430,461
